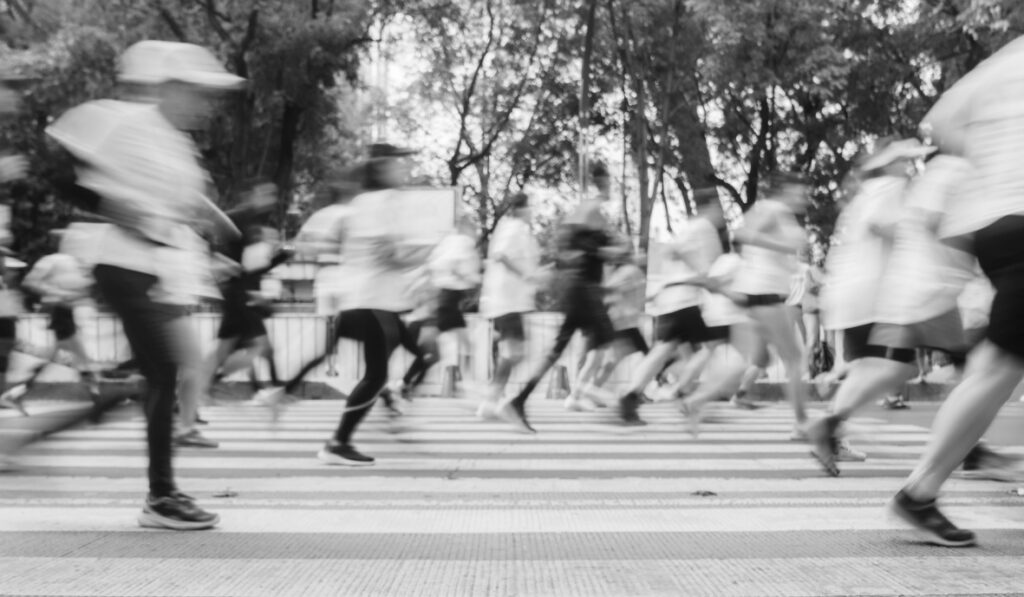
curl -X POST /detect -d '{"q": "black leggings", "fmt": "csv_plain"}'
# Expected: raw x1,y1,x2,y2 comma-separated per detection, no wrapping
401,320,439,389
283,309,404,444
94,265,185,498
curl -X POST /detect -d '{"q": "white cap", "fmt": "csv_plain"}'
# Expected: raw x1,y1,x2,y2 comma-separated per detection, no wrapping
118,40,246,90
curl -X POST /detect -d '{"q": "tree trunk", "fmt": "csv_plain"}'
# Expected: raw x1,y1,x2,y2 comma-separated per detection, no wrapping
578,0,599,197
635,82,652,255
273,101,302,230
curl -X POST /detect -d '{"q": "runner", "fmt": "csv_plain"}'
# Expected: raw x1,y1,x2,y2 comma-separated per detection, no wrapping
717,172,811,438
617,189,724,426
256,143,435,465
566,247,648,410
0,245,98,415
476,192,545,419
43,40,247,530
888,38,1024,546
428,214,482,390
498,164,623,432
197,183,284,414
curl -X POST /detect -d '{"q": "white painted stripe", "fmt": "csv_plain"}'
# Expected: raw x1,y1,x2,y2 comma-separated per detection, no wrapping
42,429,933,442
2,557,1019,596
9,454,926,471
0,475,1004,494
2,495,1020,508
22,439,951,455
1,504,1021,533
91,421,931,434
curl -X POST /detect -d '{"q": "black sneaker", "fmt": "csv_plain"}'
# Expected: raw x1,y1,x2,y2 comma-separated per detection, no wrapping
888,489,976,547
618,393,647,426
317,441,375,466
498,399,536,434
138,492,219,530
962,443,1022,482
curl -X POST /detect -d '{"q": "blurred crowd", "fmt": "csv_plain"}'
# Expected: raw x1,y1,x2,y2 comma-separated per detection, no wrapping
0,36,1023,548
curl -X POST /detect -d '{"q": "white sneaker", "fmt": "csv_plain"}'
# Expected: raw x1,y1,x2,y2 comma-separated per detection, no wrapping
476,401,500,420
579,384,614,407
789,426,809,441
835,438,867,462
654,385,680,402
564,395,595,412
250,387,287,422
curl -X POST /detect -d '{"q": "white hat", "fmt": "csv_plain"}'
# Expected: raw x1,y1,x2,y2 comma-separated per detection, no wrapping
861,138,937,171
118,41,245,90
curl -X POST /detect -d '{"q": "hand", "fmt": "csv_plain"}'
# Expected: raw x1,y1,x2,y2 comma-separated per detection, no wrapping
0,154,28,182
247,183,278,212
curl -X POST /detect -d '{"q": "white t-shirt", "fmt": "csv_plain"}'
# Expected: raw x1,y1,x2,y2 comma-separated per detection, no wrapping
701,253,747,327
646,217,721,316
479,217,540,318
23,253,93,304
336,190,434,313
874,156,978,324
46,100,223,305
926,39,1024,238
731,200,803,296
821,176,905,330
429,233,481,291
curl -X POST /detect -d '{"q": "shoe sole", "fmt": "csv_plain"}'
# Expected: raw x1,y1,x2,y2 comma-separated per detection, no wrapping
317,450,375,467
887,501,977,547
138,511,219,531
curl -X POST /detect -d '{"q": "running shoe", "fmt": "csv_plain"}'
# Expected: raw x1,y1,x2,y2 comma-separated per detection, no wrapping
475,400,501,421
564,394,596,412
618,392,647,426
317,441,375,466
379,389,404,417
497,399,536,434
961,444,1023,482
173,429,219,449
138,492,219,530
250,387,288,422
729,395,762,410
879,395,910,409
0,384,28,417
888,489,976,547
835,438,867,462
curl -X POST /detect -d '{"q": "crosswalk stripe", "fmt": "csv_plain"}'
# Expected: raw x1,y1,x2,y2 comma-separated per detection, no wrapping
3,396,1022,596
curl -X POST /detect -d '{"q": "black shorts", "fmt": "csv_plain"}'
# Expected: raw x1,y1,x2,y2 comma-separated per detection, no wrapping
561,283,615,350
493,312,525,342
973,215,1024,358
654,306,709,344
842,324,874,361
49,305,77,341
218,303,267,342
703,325,730,343
745,294,788,307
436,288,467,332
0,317,15,341
615,327,649,354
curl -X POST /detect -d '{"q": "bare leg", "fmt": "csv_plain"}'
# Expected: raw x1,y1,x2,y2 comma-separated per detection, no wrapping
903,341,1024,501
752,305,808,424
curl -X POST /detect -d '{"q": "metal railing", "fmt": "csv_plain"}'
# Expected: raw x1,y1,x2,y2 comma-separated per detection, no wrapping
15,310,787,393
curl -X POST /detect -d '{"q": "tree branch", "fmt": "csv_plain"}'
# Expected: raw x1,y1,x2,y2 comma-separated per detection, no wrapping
157,3,189,42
